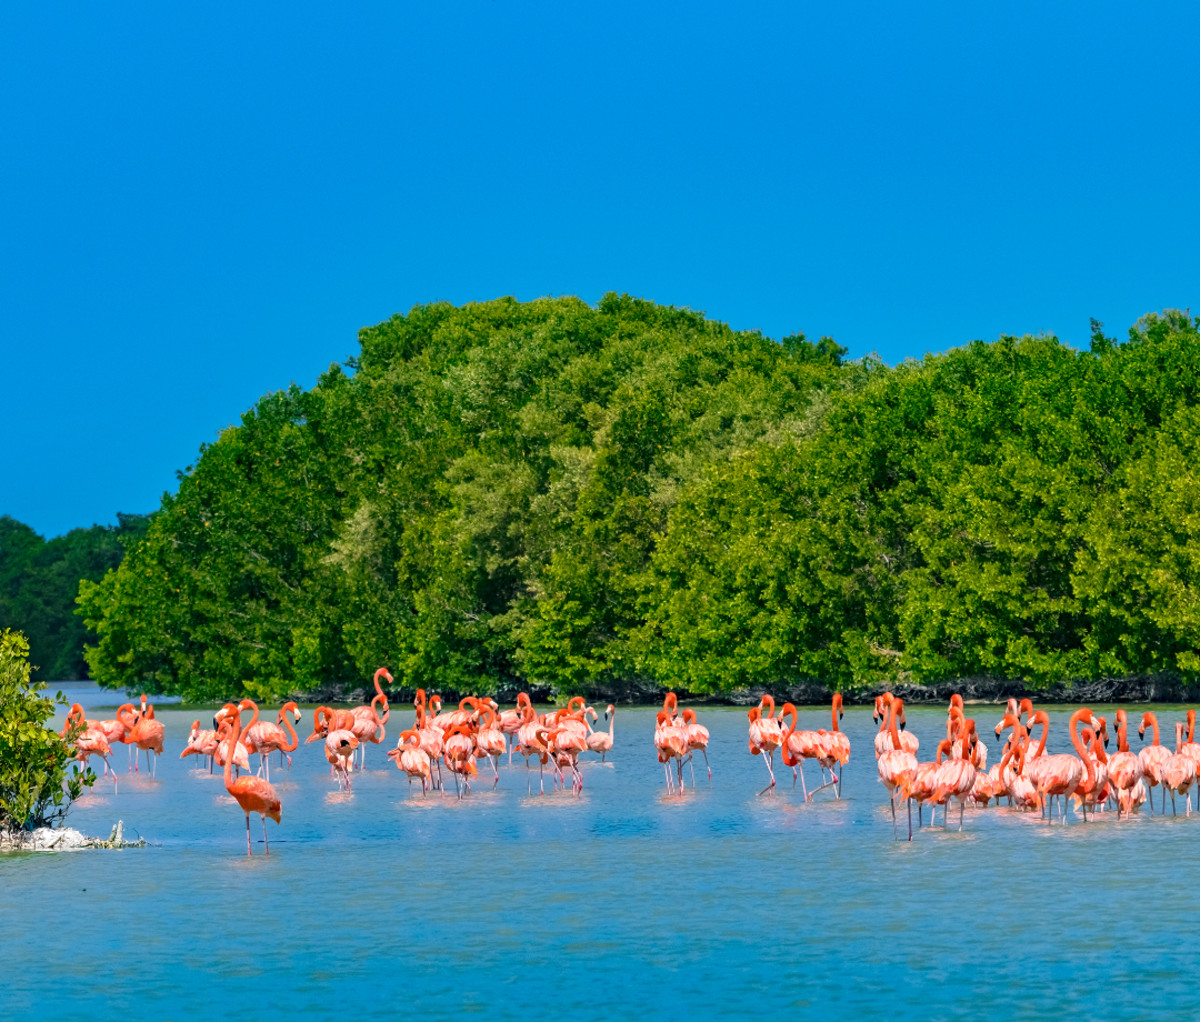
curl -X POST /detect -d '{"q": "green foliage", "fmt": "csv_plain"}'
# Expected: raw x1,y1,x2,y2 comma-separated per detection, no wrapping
0,630,92,831
0,513,148,679
75,298,1200,698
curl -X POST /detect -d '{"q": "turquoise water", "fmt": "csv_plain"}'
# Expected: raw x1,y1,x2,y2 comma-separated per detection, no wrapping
2,685,1197,1020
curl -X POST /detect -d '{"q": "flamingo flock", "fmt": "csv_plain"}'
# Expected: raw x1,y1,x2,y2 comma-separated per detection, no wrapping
58,676,1200,856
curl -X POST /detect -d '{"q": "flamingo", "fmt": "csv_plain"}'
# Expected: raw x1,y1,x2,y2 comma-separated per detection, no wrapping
548,725,586,794
747,702,783,796
219,710,281,856
819,693,851,796
1138,712,1172,815
1072,727,1110,818
387,728,432,793
498,693,531,763
120,702,165,777
240,701,301,780
59,705,115,781
905,739,950,827
323,729,359,790
874,693,918,757
680,708,710,782
780,703,824,799
929,718,978,831
1161,722,1197,816
180,719,221,772
1108,710,1144,819
655,708,689,794
1032,708,1098,824
586,704,616,763
473,704,508,783
515,703,553,794
442,722,479,798
1179,710,1200,775
349,668,391,769
877,698,918,840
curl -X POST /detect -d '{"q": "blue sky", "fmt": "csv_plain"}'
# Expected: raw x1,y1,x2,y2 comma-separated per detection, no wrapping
3,3,1198,538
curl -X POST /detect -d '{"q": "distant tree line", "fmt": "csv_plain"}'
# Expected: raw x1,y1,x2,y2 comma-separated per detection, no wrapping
68,297,1200,702
0,513,148,680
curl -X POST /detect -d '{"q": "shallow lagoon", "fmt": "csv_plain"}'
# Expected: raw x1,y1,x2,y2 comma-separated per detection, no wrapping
2,685,1197,1020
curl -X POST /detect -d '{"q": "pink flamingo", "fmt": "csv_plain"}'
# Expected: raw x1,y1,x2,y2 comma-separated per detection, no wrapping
586,704,616,763
323,729,359,790
680,708,710,782
1138,711,1172,815
387,728,432,793
874,694,918,757
220,710,281,856
929,719,978,831
59,704,115,782
442,722,478,798
180,719,221,772
1033,708,1098,824
655,708,689,794
498,693,531,763
748,695,784,796
877,697,918,840
473,704,508,783
1161,722,1197,816
119,702,165,777
1108,709,1144,818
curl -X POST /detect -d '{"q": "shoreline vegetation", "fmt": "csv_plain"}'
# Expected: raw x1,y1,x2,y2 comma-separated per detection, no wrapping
7,296,1200,705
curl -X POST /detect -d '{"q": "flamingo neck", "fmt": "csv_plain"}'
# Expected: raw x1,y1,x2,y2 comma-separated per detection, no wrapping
888,700,903,750
223,714,241,789
1189,710,1196,745
830,695,842,732
278,709,299,752
1069,709,1095,791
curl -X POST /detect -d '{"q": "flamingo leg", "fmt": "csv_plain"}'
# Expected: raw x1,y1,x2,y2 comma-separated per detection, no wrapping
959,799,964,832
906,795,913,841
890,792,898,839
244,813,252,857
798,761,809,801
262,814,270,855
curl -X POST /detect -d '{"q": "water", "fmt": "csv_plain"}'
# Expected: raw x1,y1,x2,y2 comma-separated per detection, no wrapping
1,686,1195,1019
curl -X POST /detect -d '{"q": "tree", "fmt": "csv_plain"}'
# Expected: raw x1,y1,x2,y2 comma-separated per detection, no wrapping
0,629,92,832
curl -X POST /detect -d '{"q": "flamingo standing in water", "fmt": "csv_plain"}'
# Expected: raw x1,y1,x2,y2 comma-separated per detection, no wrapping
387,729,432,793
1138,712,1172,815
219,710,281,856
442,722,479,798
874,694,918,757
929,718,978,831
877,698,918,840
655,708,689,794
473,705,507,783
586,704,616,763
349,668,391,770
1033,708,1098,824
499,693,532,764
680,708,710,782
905,739,951,827
780,703,823,799
1108,709,1144,819
323,729,360,790
747,700,783,796
240,701,301,780
1161,722,1197,816
180,720,220,772
120,702,165,777
59,704,115,782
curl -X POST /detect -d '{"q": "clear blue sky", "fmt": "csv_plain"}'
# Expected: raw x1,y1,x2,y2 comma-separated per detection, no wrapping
4,3,1198,538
